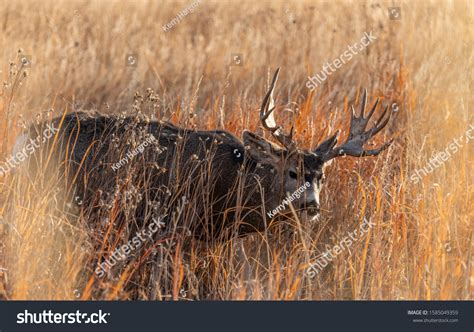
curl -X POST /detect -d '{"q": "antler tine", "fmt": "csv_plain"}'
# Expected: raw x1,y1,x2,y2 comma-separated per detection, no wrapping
375,104,390,126
351,105,357,119
259,68,296,150
259,68,280,132
360,88,367,117
370,105,392,136
366,97,379,120
360,138,394,157
314,90,394,161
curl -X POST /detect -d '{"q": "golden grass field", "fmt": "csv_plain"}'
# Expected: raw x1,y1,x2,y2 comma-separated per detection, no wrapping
0,0,472,300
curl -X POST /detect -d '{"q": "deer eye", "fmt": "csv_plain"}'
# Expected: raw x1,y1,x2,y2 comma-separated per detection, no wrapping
289,170,298,179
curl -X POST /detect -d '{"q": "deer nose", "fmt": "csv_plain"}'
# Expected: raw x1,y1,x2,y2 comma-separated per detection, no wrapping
301,199,320,213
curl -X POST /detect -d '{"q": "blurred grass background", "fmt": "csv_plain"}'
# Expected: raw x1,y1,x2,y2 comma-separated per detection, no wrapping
0,0,472,300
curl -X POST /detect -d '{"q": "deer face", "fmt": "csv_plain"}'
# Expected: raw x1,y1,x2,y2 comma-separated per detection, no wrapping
243,131,326,219
247,68,394,223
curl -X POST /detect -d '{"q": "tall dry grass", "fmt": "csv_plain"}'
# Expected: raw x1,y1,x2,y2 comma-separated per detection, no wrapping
0,0,472,300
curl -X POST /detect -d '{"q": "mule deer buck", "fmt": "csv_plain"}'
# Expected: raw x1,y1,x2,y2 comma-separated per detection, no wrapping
18,68,394,241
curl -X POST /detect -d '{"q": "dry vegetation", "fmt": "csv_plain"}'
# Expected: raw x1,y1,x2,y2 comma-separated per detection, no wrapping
0,0,472,300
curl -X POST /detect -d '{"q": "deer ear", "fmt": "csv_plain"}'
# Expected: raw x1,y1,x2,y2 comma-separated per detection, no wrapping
243,130,282,164
314,131,339,157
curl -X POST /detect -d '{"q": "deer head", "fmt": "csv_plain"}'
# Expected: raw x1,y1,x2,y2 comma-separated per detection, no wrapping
243,68,394,221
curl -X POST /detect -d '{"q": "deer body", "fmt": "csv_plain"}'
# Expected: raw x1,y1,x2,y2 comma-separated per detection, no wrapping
24,112,290,238
22,69,394,240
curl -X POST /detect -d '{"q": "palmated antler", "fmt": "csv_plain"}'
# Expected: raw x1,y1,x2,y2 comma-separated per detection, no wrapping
314,89,394,161
259,68,296,150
